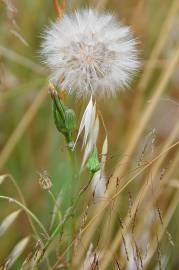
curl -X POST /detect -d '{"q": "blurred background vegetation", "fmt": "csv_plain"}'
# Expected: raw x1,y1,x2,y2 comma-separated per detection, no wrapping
0,0,179,269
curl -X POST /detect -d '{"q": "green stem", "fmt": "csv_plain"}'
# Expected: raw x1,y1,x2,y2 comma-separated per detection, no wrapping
6,174,39,238
38,172,94,265
48,190,62,225
3,175,51,269
66,147,76,261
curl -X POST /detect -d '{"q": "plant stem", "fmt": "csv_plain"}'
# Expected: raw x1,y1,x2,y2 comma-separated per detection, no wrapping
48,190,62,223
6,174,39,238
66,146,77,261
0,196,49,238
39,172,94,264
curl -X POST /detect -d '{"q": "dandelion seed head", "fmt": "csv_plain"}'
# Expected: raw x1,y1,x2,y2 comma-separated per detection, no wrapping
41,9,139,98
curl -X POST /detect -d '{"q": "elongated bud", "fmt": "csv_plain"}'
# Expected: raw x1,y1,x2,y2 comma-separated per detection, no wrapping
52,101,66,133
86,147,100,173
49,83,76,147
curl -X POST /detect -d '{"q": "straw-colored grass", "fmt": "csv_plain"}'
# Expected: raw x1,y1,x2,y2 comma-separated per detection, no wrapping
72,45,179,268
0,0,179,269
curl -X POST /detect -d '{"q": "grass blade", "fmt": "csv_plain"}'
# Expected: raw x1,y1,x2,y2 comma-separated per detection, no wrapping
8,236,30,268
0,210,21,237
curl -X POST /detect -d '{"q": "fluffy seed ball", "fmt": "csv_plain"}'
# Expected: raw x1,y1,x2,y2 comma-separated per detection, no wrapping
41,9,139,98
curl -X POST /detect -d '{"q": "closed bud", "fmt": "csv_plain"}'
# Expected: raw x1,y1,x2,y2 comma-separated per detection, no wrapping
86,147,100,173
50,85,76,146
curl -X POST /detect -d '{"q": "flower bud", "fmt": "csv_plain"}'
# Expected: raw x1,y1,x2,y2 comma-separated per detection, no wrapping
50,86,76,146
86,147,100,173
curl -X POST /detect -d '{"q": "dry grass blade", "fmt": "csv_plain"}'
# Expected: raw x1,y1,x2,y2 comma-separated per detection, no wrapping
10,30,29,47
145,191,179,268
0,88,48,170
72,46,179,267
128,0,179,137
138,0,179,91
0,175,8,185
1,1,179,269
7,236,30,269
0,210,21,237
112,46,179,185
99,116,179,269
100,122,179,269
2,0,17,12
128,149,179,249
72,142,179,268
99,55,179,262
0,46,46,75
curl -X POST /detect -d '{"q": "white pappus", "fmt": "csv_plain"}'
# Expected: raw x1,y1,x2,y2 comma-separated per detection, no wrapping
41,9,139,98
